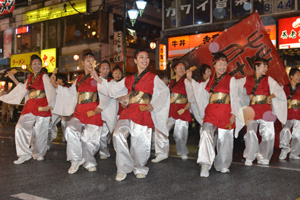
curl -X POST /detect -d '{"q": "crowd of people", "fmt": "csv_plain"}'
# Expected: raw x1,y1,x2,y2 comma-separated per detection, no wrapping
0,49,299,181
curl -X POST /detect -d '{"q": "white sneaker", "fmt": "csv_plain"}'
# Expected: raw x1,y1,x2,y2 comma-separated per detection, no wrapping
36,157,44,161
200,164,210,177
220,168,230,173
181,155,188,161
68,158,85,174
289,154,300,160
14,155,32,165
257,160,269,165
136,173,146,179
245,159,253,166
151,154,168,163
87,166,97,172
100,155,108,160
279,148,291,160
115,173,127,181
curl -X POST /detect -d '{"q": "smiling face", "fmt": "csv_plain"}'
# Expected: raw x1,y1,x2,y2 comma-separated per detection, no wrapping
214,59,227,77
174,63,186,78
82,55,95,73
100,63,110,78
203,68,212,81
134,51,150,72
290,71,300,84
31,59,42,74
112,69,122,81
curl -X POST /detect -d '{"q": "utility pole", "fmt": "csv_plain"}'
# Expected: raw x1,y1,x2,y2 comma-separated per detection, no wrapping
123,0,127,76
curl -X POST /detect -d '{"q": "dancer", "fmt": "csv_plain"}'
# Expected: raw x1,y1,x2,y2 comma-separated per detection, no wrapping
279,68,300,160
0,54,56,164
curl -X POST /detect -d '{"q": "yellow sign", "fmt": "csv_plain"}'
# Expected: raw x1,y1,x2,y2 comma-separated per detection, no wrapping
22,0,87,25
159,44,167,70
41,48,56,73
11,52,40,68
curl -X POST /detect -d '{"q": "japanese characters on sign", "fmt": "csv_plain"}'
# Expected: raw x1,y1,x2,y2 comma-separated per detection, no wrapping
159,44,167,70
0,0,15,16
279,16,300,49
11,52,40,69
41,48,56,73
22,0,87,25
113,31,123,63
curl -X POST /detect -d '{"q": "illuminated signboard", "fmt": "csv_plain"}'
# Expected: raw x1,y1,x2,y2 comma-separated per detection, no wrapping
11,52,40,69
0,0,15,16
279,16,300,49
41,48,56,73
168,25,276,57
16,26,29,34
22,0,87,25
159,44,167,70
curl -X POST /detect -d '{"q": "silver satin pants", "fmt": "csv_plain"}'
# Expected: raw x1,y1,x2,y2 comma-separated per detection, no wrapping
113,119,152,175
280,119,300,155
153,127,169,156
197,123,233,171
99,122,110,157
244,119,274,162
65,117,102,169
50,116,70,141
168,118,189,157
15,113,50,159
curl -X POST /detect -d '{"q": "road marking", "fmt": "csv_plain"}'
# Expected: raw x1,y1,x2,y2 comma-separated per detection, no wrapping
11,193,50,200
232,161,300,172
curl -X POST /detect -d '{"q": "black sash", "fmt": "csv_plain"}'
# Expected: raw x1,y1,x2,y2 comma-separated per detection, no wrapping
132,69,149,91
28,73,42,90
288,83,300,100
250,75,265,95
209,73,226,93
76,74,90,90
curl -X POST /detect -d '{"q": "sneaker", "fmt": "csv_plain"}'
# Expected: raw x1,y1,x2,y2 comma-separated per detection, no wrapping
245,159,253,166
289,154,300,160
36,157,44,161
87,166,97,172
151,154,168,163
115,173,127,181
181,155,188,161
200,164,210,177
136,173,146,179
257,160,269,165
100,155,108,160
14,155,32,165
279,148,291,160
68,158,85,174
220,168,230,173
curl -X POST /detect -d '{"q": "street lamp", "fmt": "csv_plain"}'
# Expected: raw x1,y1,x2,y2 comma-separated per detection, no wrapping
128,6,139,27
136,0,147,17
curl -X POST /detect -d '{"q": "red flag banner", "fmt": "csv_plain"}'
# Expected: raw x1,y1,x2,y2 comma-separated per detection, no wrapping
180,12,289,86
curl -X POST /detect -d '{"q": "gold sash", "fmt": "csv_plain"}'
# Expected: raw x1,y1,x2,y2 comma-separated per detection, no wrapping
250,95,267,105
170,93,188,104
288,99,300,109
78,92,98,104
29,89,46,99
129,91,152,104
209,92,230,104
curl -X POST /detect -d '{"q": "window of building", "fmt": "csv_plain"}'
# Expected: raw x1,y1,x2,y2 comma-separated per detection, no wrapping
16,23,41,54
44,19,62,49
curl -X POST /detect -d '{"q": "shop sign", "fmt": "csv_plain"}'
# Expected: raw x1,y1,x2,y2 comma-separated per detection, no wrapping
265,25,276,47
113,31,123,62
0,18,9,31
0,0,15,16
279,16,300,49
41,48,56,73
16,26,29,34
159,44,167,70
11,52,40,68
3,28,12,58
22,0,87,25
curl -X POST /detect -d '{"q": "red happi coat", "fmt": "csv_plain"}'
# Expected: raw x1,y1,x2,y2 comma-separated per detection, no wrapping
204,74,234,129
284,84,300,120
21,73,51,117
244,75,272,121
169,78,192,122
119,72,155,128
73,74,103,126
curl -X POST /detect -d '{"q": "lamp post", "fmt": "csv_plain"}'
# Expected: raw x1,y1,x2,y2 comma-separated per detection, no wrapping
136,0,147,17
